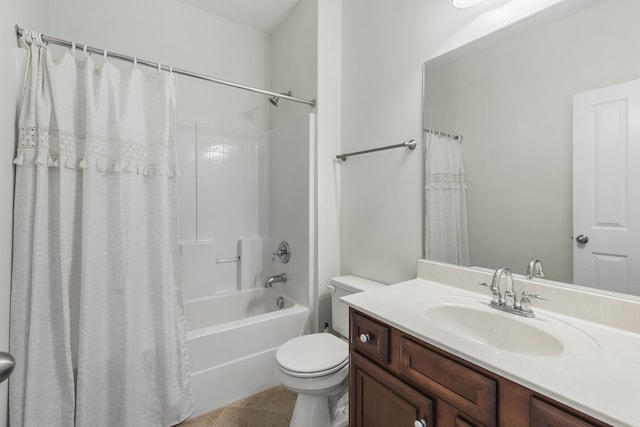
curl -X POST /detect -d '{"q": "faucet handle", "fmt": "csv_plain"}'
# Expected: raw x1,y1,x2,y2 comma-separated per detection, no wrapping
519,290,547,315
522,290,547,301
478,282,501,305
272,241,290,263
478,281,497,292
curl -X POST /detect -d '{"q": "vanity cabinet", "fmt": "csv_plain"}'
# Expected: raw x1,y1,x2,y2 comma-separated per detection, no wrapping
351,351,433,427
349,308,611,427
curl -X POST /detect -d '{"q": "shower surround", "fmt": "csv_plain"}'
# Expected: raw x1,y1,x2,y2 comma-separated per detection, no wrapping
176,118,313,416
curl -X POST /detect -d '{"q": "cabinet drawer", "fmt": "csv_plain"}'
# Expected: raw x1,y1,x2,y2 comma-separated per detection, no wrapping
531,397,598,427
351,311,390,364
399,337,496,426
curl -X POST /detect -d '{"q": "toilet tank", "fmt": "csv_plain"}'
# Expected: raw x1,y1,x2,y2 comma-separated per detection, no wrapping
330,275,384,338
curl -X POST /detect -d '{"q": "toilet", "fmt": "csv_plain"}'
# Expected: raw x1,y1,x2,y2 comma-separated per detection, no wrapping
276,276,384,427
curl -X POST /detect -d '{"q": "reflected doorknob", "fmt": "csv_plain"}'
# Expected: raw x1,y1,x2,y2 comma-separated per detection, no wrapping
576,234,589,244
0,351,15,384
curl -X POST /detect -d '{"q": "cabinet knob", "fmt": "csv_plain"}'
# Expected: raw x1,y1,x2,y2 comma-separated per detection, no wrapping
359,333,371,343
414,419,428,427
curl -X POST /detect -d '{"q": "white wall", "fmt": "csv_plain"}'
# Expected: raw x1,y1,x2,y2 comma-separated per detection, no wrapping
269,0,318,131
49,0,271,131
340,0,565,284
268,121,312,310
269,0,343,332
316,0,342,332
269,0,318,328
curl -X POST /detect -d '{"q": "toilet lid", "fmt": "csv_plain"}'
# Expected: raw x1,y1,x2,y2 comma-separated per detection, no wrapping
276,333,348,374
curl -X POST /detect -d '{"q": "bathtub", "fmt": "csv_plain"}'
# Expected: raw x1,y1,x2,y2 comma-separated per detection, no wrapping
184,287,309,417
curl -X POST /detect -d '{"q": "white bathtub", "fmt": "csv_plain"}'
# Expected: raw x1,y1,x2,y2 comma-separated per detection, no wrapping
184,287,309,417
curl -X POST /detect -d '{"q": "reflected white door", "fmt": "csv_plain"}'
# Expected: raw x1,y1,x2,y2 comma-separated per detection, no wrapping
573,78,640,295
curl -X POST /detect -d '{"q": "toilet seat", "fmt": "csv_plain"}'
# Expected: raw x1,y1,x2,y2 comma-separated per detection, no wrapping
278,357,349,378
276,333,348,378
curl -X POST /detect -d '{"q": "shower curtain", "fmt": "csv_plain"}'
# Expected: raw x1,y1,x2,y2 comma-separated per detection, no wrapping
424,132,470,266
10,32,192,426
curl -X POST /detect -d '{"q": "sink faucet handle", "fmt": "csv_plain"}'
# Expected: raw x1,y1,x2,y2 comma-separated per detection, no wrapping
478,281,496,291
519,290,547,314
478,282,501,305
522,290,547,301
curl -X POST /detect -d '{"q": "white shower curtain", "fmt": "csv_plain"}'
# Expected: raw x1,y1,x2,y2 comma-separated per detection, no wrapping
10,33,192,427
424,132,470,266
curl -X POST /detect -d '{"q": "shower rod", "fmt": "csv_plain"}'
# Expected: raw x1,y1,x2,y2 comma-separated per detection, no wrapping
15,25,316,108
425,128,463,141
336,139,417,161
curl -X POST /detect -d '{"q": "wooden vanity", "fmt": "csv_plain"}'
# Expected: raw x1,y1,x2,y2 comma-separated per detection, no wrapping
349,308,611,427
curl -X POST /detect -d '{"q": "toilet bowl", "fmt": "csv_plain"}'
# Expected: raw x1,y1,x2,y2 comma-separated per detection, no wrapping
276,276,384,427
276,333,349,427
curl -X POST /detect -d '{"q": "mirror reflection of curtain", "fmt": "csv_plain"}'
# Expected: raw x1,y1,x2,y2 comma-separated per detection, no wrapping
10,33,192,426
424,132,470,265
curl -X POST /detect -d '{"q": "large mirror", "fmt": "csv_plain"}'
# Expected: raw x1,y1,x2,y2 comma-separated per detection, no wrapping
423,0,640,296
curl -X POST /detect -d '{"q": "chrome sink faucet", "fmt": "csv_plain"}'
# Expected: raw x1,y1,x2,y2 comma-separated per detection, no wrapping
265,273,287,288
480,267,547,317
480,267,513,307
479,267,506,307
526,258,545,280
487,267,515,308
496,267,515,309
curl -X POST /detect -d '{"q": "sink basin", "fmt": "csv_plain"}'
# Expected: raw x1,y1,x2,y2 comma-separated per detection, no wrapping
424,303,566,357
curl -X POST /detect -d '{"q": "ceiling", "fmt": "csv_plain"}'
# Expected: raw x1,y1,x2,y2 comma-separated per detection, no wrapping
176,0,302,33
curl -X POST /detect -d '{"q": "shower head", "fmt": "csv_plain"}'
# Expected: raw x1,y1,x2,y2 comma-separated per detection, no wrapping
269,91,292,107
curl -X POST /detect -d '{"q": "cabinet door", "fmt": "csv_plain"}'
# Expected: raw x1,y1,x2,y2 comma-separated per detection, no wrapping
351,352,433,427
456,417,481,427
531,397,596,427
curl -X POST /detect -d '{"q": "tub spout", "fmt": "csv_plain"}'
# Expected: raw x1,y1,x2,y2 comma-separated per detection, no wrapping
265,273,287,288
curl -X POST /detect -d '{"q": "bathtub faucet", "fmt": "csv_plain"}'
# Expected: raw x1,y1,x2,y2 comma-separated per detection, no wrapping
265,273,287,288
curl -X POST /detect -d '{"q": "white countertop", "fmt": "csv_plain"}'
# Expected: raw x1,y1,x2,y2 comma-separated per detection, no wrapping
342,274,640,426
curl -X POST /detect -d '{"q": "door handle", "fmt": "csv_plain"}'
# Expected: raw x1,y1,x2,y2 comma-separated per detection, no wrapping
0,351,15,383
576,234,589,244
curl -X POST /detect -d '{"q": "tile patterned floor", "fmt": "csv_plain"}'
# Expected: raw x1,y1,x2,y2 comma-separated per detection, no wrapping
178,385,297,427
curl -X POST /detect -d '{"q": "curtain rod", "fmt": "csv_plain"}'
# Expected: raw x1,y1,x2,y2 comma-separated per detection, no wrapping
425,128,463,141
15,25,316,108
336,140,417,161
